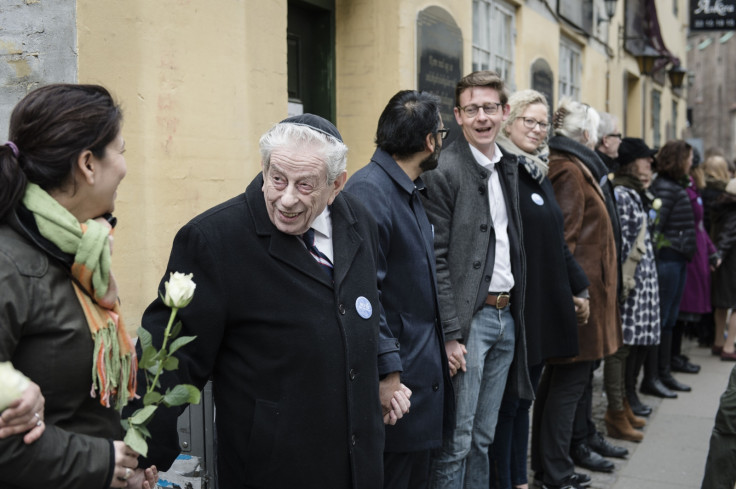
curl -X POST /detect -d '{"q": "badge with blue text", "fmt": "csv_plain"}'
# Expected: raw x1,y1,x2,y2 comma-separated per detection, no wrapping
356,296,372,319
531,193,544,206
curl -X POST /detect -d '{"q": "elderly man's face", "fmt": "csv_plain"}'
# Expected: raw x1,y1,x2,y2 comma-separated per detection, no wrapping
262,147,345,235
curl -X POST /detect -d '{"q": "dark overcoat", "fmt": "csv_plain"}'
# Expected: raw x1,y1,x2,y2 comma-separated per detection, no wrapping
517,167,589,366
133,174,385,489
345,148,454,453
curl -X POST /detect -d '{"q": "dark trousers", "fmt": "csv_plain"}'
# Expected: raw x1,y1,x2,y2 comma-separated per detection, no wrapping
702,365,736,489
384,450,431,489
489,363,543,489
572,360,600,444
531,361,593,485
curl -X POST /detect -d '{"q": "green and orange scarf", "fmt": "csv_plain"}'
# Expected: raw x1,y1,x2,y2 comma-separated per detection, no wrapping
22,183,137,410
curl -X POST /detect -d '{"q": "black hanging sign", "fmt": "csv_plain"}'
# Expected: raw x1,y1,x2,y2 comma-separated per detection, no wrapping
691,0,736,30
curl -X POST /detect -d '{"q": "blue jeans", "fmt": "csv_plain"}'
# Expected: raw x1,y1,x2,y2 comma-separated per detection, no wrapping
657,256,688,332
429,305,516,489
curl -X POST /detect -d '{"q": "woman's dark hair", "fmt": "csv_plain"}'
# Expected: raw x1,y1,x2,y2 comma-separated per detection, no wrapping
655,140,692,181
375,90,441,159
0,84,122,220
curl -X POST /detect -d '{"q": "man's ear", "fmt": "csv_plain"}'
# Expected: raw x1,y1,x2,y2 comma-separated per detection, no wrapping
327,171,347,205
76,150,95,185
425,133,436,153
501,103,511,122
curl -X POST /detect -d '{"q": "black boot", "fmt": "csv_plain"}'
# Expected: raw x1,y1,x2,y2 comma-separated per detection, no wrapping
626,346,652,416
671,321,700,373
659,330,691,392
640,345,677,398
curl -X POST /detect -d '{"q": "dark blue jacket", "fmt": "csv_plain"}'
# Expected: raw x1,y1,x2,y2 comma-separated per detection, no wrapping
345,148,454,452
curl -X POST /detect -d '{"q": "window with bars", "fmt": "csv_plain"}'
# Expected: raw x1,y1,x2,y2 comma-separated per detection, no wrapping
559,37,582,101
472,0,516,88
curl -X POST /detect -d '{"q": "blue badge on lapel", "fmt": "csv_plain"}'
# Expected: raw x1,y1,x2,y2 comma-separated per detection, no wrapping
531,193,544,206
356,296,372,319
599,175,609,188
697,196,703,206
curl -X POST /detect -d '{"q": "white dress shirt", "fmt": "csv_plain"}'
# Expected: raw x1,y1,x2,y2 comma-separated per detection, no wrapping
308,206,334,264
469,143,515,293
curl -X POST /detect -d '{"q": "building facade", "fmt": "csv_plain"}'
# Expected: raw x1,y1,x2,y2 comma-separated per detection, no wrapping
1,0,689,334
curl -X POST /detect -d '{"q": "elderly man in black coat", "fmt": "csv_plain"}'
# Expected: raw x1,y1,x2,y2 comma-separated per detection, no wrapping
129,115,409,489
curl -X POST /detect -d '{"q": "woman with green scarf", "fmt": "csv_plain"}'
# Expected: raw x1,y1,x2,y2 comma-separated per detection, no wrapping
0,84,156,489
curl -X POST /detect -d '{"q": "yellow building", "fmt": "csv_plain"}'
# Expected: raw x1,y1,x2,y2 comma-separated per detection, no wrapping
1,0,689,328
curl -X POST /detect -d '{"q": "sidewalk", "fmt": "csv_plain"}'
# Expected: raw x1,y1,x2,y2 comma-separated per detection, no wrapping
583,339,731,489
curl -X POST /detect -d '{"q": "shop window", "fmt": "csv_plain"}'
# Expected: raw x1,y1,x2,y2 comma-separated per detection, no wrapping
472,0,516,88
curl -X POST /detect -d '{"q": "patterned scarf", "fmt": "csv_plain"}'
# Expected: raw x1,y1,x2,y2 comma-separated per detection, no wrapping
22,183,137,410
497,132,549,184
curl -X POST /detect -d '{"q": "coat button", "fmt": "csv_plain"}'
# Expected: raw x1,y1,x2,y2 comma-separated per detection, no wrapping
480,224,488,232
351,434,358,446
485,275,491,282
349,368,357,380
478,186,486,195
473,261,481,269
433,383,440,392
338,304,346,315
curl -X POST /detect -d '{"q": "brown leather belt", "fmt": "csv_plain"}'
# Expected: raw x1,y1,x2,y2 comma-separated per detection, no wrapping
485,292,511,309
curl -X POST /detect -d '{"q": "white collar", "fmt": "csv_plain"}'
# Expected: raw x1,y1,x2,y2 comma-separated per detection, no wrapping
310,206,332,239
469,142,502,169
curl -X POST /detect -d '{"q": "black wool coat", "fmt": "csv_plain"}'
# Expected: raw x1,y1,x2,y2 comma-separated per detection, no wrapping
130,174,385,489
517,168,589,366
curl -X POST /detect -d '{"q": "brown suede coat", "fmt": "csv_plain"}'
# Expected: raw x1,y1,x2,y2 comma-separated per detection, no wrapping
548,150,622,362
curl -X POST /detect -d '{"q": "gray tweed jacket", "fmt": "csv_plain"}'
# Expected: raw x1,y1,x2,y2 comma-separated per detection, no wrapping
421,134,534,400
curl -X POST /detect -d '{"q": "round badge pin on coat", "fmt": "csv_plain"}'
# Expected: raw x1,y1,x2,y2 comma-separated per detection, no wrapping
356,296,372,319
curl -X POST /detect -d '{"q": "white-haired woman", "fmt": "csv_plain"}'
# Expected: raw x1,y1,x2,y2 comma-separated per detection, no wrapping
488,90,590,489
530,100,623,488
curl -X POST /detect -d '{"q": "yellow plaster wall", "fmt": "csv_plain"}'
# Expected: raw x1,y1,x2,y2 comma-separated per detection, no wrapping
335,0,471,172
513,7,559,93
77,1,288,329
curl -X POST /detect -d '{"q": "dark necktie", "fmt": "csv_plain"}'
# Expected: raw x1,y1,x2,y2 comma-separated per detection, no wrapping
302,228,333,278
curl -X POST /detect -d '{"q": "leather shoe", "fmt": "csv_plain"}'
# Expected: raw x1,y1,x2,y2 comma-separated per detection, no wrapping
570,442,614,472
640,378,677,398
671,355,700,373
722,350,736,361
660,373,691,392
629,398,652,416
535,471,591,487
588,431,629,458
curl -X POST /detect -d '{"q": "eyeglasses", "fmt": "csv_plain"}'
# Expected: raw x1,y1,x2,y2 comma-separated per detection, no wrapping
458,102,503,118
436,128,450,140
606,133,623,140
518,117,549,131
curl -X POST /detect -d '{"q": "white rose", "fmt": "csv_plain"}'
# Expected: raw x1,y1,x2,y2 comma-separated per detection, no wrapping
164,272,196,309
652,198,662,210
0,362,30,411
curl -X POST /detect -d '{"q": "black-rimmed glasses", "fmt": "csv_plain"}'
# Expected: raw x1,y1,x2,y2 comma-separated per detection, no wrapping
458,102,503,118
436,128,450,140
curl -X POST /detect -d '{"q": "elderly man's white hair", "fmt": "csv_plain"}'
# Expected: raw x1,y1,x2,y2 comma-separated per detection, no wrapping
259,123,348,185
597,112,619,146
